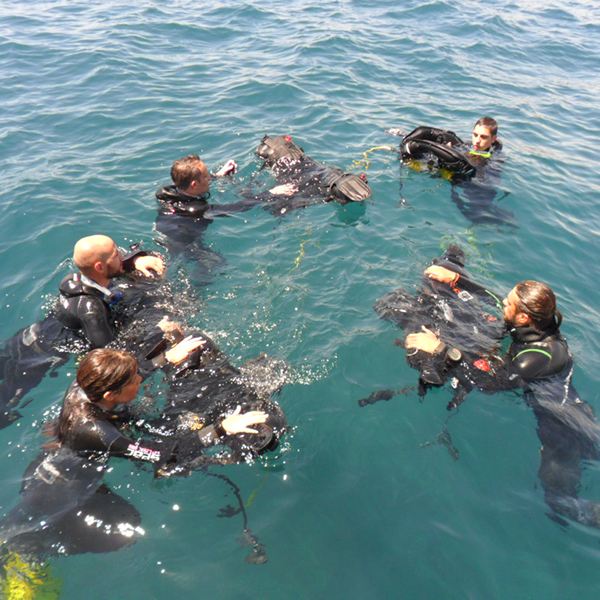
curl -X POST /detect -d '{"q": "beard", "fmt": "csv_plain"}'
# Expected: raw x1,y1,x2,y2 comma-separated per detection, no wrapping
106,261,124,279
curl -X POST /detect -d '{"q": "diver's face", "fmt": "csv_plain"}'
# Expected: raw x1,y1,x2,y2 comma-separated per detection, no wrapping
503,287,521,326
190,161,210,196
472,125,496,152
111,371,142,404
104,243,124,279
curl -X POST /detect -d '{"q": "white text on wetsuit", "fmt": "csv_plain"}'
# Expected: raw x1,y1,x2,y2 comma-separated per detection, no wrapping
125,443,161,463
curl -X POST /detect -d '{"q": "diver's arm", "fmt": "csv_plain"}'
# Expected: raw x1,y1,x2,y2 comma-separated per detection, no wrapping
461,340,570,394
205,183,298,218
460,354,523,393
203,198,263,218
111,409,268,472
93,419,177,465
93,416,223,467
79,297,115,348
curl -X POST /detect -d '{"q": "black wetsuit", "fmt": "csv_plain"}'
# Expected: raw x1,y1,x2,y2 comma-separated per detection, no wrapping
255,135,371,217
449,141,516,228
155,184,274,282
53,273,122,349
54,250,157,349
0,319,73,427
0,382,228,560
130,322,288,470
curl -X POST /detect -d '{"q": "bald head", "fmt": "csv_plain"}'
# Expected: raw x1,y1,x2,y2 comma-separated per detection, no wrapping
74,235,116,270
73,235,123,287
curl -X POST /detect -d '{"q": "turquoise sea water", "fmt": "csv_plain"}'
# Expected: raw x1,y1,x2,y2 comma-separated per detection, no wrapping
2,0,600,598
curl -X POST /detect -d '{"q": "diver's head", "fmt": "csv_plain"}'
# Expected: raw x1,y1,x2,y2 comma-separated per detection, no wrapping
77,348,141,408
503,281,562,330
171,154,210,197
74,235,125,286
472,117,498,152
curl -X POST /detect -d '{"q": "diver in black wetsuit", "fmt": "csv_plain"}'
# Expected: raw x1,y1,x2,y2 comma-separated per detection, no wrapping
404,266,600,528
0,235,165,428
255,134,372,217
374,245,504,399
55,234,165,348
0,346,279,562
395,117,514,227
449,117,515,228
155,154,295,280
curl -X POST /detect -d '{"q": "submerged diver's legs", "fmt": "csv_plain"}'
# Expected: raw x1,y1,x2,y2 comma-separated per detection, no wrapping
0,327,69,428
155,214,227,286
5,484,143,559
535,409,600,527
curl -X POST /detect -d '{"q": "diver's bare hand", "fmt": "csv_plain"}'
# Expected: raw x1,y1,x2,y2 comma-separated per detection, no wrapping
424,265,458,284
165,335,206,364
269,183,297,196
405,326,442,354
221,406,268,435
214,159,237,177
134,255,165,278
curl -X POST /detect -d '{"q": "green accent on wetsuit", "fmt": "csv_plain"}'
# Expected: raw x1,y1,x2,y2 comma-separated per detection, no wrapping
514,348,553,361
469,150,492,158
484,289,503,310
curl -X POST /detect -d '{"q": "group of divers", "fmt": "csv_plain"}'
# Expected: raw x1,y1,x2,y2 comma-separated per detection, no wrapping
0,119,599,593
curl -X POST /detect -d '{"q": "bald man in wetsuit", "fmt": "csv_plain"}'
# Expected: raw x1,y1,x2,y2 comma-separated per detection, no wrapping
55,235,165,348
0,235,165,426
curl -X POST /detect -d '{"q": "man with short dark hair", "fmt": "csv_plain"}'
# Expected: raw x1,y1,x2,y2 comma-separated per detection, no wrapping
454,116,513,227
471,116,499,155
169,154,235,197
154,154,295,279
157,154,294,218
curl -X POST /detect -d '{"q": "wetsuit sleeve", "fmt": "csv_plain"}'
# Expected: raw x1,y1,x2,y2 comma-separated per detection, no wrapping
94,419,221,469
451,354,523,396
205,184,321,218
461,346,570,403
78,296,114,348
511,347,556,383
204,196,264,218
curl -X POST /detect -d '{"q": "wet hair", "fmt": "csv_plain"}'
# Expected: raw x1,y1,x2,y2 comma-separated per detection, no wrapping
474,117,498,137
49,349,138,448
515,281,562,331
76,348,138,403
170,154,205,190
